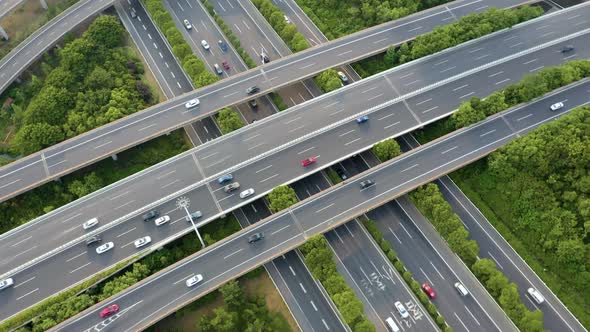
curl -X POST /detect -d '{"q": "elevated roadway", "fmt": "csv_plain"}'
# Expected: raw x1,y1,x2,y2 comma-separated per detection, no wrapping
54,79,590,332
0,0,536,202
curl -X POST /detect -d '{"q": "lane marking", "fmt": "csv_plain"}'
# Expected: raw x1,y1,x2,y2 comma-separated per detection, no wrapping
14,276,36,288
10,236,32,247
117,227,137,238
479,129,496,137
384,121,400,129
16,288,39,301
316,203,335,214
441,146,458,154
260,174,279,183
255,165,272,174
66,252,86,262
223,248,243,260
271,225,290,235
69,262,91,274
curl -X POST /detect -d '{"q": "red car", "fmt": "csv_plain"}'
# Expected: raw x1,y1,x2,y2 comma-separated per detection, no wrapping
422,283,436,299
222,60,230,70
100,304,119,318
301,156,317,167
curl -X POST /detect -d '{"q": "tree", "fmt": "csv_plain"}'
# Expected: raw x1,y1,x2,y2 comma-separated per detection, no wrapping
290,32,310,52
315,69,341,93
354,318,377,332
519,310,545,332
333,290,364,326
216,108,245,134
267,185,298,212
67,172,104,199
207,308,238,332
499,283,526,322
219,280,245,310
452,101,486,129
471,258,498,283
485,271,510,298
12,123,64,155
84,15,124,49
372,138,401,161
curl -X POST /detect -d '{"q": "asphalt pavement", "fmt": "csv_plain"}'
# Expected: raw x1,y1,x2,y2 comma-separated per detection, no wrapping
0,0,27,20
2,20,589,321
0,0,540,201
52,79,590,332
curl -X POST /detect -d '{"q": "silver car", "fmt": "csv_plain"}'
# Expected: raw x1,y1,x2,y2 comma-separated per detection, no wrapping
96,242,114,254
394,301,409,319
239,188,255,199
134,236,152,248
186,274,203,287
0,278,14,291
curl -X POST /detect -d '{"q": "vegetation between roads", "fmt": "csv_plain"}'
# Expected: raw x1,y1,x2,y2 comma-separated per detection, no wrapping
353,6,543,78
410,183,546,330
372,138,402,162
451,105,590,328
362,218,453,332
251,0,310,52
300,235,375,332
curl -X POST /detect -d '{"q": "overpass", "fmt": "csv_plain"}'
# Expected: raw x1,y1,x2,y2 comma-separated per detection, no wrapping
0,0,536,202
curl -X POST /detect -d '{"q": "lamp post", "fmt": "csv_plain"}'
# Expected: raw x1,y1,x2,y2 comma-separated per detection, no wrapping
176,197,205,248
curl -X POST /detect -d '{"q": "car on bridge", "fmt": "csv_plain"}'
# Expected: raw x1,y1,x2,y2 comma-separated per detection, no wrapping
96,242,114,255
301,156,317,167
186,274,203,287
100,304,119,318
0,278,14,291
422,283,436,299
134,236,151,249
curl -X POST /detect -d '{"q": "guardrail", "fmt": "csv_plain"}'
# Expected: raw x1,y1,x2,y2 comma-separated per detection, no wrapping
3,23,588,282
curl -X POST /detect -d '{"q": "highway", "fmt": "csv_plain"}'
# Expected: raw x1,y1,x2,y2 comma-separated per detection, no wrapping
53,78,590,331
294,149,512,331
0,0,537,202
1,17,589,320
0,0,26,19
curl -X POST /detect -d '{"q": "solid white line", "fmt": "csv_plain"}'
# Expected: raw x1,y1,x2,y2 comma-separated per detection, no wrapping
316,203,335,214
454,312,470,332
66,252,86,262
429,261,445,280
16,288,39,301
69,262,91,274
117,227,137,238
223,248,243,260
488,252,505,270
255,165,272,174
464,305,481,326
271,225,290,235
0,179,21,189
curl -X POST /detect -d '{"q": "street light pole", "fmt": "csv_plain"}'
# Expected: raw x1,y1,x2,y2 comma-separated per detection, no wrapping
183,205,205,248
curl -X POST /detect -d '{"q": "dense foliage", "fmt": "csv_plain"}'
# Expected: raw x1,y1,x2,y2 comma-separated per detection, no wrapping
2,16,154,155
353,6,543,78
314,69,342,93
372,138,402,162
267,185,299,212
295,0,453,39
197,280,291,332
252,0,310,52
6,215,241,331
144,0,217,87
454,106,590,326
300,235,375,332
200,0,257,69
216,108,245,134
410,183,545,330
362,218,452,331
0,131,189,234
451,60,590,129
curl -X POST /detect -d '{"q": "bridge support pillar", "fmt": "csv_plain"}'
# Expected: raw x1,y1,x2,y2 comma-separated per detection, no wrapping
54,177,62,184
111,154,118,161
39,0,48,10
0,26,8,41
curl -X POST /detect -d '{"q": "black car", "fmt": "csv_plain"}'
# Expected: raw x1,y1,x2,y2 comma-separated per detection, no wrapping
360,179,375,189
246,86,260,95
86,235,102,246
335,167,347,180
218,40,228,52
560,45,574,53
248,99,258,109
142,210,160,222
261,53,270,63
248,232,264,243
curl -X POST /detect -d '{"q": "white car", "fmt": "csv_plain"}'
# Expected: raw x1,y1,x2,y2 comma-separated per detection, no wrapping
394,301,409,319
201,40,210,50
96,242,114,254
82,217,99,230
527,288,545,304
550,102,564,111
454,282,469,296
337,71,349,84
284,15,291,24
183,19,192,30
185,274,204,287
134,236,152,248
0,278,14,291
185,98,200,109
239,188,255,199
155,215,170,226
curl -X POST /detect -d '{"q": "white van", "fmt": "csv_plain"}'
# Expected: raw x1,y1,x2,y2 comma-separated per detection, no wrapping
527,288,545,304
82,217,98,230
385,317,400,332
455,282,469,296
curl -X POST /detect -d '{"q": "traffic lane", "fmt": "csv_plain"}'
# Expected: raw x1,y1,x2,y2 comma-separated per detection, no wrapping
0,0,115,93
406,33,590,122
0,181,221,320
0,0,25,19
0,155,46,200
0,0,576,202
57,213,304,332
209,102,418,210
0,153,203,273
368,202,500,332
326,220,437,332
437,176,586,332
296,117,514,234
273,0,324,46
195,74,400,176
124,0,190,97
503,78,590,133
192,117,222,143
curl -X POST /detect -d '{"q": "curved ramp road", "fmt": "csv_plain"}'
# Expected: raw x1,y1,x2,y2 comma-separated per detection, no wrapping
0,0,537,202
54,81,590,332
0,5,587,279
0,0,26,19
2,25,589,322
